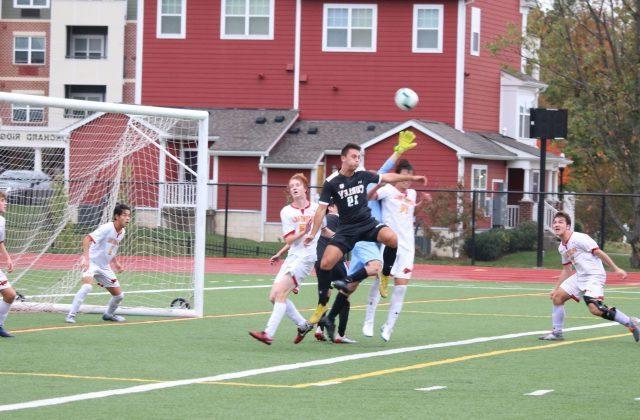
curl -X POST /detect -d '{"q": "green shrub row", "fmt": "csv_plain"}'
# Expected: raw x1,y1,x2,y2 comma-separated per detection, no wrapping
463,221,538,261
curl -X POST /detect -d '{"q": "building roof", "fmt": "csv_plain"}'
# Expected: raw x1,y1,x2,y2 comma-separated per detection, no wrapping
208,109,299,154
264,120,398,166
477,132,563,159
417,121,517,157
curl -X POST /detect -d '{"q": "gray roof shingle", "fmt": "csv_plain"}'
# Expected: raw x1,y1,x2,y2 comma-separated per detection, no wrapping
418,121,516,157
477,132,561,159
208,109,298,153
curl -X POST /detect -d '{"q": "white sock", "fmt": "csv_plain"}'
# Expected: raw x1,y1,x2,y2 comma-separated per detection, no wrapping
0,300,11,327
265,302,286,338
285,299,306,327
385,285,408,331
69,284,92,316
613,309,631,327
105,293,124,316
552,305,565,332
365,278,381,325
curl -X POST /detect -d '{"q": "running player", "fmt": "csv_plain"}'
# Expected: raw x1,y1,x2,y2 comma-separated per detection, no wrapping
0,191,16,337
65,203,131,323
540,211,639,342
250,173,332,345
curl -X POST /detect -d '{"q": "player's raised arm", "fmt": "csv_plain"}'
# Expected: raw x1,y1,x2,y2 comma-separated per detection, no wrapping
380,172,427,186
304,203,328,246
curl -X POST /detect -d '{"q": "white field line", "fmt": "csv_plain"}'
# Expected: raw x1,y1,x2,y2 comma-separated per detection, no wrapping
416,386,447,392
0,322,618,413
525,389,554,396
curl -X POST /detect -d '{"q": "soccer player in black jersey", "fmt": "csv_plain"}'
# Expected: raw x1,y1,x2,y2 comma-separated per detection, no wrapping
304,143,426,341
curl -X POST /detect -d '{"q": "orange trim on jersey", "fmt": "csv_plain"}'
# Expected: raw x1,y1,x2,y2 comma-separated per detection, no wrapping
88,235,96,243
562,262,572,266
570,295,580,302
561,232,573,247
591,247,600,254
283,230,295,239
290,201,310,210
292,275,299,287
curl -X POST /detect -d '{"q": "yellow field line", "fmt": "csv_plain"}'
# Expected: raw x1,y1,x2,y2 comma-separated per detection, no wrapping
0,371,160,383
291,333,629,388
11,292,543,335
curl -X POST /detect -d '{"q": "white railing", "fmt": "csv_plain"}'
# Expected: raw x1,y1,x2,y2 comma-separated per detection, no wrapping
506,205,519,228
562,193,575,226
162,182,198,207
543,200,557,233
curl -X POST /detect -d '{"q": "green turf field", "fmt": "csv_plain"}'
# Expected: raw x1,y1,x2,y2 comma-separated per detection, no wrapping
1,274,639,418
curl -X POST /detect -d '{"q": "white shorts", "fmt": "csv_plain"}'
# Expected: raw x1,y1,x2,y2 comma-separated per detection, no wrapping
0,270,11,291
275,254,315,288
390,247,415,280
82,264,120,289
560,273,606,302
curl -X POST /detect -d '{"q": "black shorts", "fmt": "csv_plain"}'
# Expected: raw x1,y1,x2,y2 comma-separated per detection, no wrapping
315,259,347,290
330,218,386,255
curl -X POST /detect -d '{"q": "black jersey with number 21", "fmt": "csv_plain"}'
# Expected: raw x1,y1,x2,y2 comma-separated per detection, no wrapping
319,170,380,226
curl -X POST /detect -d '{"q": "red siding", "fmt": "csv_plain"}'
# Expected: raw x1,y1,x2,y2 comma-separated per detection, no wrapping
216,156,261,210
463,1,522,131
364,129,459,188
266,168,312,222
0,22,50,79
299,1,458,122
124,22,137,81
142,0,295,109
464,158,507,228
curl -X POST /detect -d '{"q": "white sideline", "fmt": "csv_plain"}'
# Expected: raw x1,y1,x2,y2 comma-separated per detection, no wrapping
525,389,554,396
0,322,618,413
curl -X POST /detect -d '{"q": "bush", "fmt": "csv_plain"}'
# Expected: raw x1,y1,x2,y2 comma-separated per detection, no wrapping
464,222,539,261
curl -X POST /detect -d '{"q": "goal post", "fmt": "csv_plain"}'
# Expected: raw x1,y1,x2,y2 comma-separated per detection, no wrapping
0,92,209,318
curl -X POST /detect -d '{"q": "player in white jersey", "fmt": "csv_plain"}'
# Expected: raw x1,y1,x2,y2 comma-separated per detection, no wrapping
540,211,639,342
65,203,131,324
363,160,429,341
0,191,16,337
250,173,333,345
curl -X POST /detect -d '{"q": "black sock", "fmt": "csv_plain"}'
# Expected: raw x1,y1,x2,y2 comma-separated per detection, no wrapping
328,292,348,320
338,300,350,337
318,287,330,306
348,267,368,283
382,246,397,276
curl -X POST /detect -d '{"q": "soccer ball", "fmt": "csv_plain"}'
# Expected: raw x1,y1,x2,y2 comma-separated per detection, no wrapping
394,88,419,111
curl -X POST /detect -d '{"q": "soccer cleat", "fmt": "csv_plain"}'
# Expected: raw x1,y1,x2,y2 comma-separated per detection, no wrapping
309,305,327,325
331,279,351,294
319,314,336,342
249,331,273,345
379,274,390,298
294,321,314,344
0,327,14,338
314,326,327,341
335,335,357,344
102,313,126,322
65,314,77,324
362,321,374,337
380,324,392,342
538,331,564,341
628,318,640,343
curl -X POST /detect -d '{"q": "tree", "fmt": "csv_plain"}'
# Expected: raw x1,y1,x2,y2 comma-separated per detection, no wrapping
505,1,640,266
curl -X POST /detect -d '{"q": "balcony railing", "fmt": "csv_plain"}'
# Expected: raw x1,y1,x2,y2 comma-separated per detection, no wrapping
506,205,519,228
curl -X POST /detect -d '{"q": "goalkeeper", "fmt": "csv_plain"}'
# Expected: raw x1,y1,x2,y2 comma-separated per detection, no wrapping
313,131,417,340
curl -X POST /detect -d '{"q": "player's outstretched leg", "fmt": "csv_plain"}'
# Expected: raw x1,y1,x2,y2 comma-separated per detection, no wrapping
102,288,125,322
288,299,313,344
584,296,639,343
0,287,16,338
380,283,408,342
363,277,381,337
335,299,356,343
66,282,93,323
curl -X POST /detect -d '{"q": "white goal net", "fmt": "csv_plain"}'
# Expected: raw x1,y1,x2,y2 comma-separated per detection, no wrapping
0,93,208,317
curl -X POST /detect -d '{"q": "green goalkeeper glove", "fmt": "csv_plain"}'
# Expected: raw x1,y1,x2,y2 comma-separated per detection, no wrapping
394,130,417,154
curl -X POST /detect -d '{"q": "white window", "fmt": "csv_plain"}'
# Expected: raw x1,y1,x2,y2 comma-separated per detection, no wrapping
13,36,45,65
221,0,274,40
323,4,377,52
471,164,488,214
71,35,106,59
157,0,186,39
14,0,49,8
519,105,531,139
12,104,44,123
531,170,540,203
65,86,106,118
470,7,481,56
412,4,443,53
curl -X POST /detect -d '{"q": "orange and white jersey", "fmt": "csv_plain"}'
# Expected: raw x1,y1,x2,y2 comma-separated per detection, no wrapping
558,232,604,277
281,202,322,260
377,185,416,252
0,215,5,243
88,222,125,268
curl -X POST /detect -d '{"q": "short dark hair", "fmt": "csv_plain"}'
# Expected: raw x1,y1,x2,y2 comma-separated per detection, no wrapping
0,190,6,201
395,159,413,174
553,211,571,226
341,143,361,156
114,203,131,219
